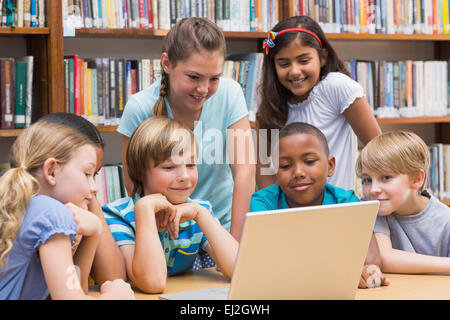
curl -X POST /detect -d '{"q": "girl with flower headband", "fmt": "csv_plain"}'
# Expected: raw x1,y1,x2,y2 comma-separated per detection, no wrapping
256,15,381,192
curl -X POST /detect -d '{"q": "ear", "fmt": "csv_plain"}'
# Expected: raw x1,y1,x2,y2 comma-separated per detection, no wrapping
320,48,328,68
160,52,172,74
42,158,60,187
410,169,426,191
327,156,335,177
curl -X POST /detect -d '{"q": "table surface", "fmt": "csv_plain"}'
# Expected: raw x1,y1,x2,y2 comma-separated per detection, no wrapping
89,268,450,300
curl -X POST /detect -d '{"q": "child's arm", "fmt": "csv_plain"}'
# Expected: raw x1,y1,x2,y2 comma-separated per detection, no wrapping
169,203,239,279
227,117,256,241
66,203,102,293
121,194,175,293
39,233,134,300
343,97,382,145
89,198,127,285
375,232,450,274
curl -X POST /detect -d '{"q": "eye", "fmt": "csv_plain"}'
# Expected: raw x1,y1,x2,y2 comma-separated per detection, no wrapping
187,163,196,168
162,165,175,170
188,74,199,80
382,175,392,181
304,159,317,165
279,163,291,169
210,77,220,82
361,177,372,185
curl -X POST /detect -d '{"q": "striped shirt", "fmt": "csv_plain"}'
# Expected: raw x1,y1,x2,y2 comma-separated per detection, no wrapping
103,197,217,276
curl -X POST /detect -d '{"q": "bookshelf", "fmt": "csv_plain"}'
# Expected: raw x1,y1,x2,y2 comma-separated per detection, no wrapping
0,1,449,204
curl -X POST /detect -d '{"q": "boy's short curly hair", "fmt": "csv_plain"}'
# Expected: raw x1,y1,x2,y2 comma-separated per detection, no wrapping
356,131,430,192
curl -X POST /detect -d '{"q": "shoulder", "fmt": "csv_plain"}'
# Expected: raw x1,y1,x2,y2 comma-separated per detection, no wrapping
102,197,136,221
250,184,280,212
26,195,74,224
324,183,360,204
118,79,161,136
427,194,450,215
22,195,77,249
319,72,361,91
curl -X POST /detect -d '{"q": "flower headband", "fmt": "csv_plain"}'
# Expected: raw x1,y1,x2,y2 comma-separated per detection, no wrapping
262,28,323,54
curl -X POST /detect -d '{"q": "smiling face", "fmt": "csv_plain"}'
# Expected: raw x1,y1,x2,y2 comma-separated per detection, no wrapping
143,149,198,205
361,169,418,216
274,37,325,104
162,49,224,117
276,133,335,208
51,144,98,210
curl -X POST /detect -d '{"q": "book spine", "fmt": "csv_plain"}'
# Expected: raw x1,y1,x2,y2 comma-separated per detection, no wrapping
14,60,26,128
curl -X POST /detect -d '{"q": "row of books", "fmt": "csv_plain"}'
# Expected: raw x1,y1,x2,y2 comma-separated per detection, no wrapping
63,0,155,29
63,55,161,126
428,143,450,201
0,57,34,129
0,0,46,27
63,0,281,32
95,165,128,206
223,53,263,122
291,0,450,34
346,59,450,118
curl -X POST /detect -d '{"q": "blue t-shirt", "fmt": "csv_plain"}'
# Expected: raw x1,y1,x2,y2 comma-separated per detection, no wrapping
118,77,248,231
0,195,77,300
103,196,219,276
250,183,360,212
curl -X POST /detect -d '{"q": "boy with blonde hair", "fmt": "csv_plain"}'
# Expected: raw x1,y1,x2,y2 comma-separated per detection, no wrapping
357,130,450,274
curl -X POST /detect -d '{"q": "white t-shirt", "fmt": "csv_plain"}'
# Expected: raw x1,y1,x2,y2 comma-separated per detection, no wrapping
286,72,364,190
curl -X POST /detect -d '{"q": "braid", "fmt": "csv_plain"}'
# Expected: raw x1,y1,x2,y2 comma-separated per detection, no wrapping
153,70,169,117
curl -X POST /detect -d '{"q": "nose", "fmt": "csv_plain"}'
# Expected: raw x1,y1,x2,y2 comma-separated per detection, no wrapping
292,163,306,179
90,176,98,195
196,80,208,95
369,180,382,196
290,62,303,77
176,165,190,182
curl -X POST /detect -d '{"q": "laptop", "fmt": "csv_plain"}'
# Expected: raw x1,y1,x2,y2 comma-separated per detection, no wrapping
159,200,379,300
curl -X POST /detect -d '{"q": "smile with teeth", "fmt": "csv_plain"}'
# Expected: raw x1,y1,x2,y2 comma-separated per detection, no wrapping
191,94,206,102
290,78,306,87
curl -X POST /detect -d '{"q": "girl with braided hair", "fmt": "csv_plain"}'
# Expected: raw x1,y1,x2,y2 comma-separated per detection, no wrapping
118,18,255,250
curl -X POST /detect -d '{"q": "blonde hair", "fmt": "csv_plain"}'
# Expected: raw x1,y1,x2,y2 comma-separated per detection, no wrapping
153,17,226,116
126,117,196,197
0,122,95,267
356,131,430,192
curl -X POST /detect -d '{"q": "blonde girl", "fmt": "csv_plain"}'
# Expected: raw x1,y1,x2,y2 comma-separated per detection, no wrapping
0,122,134,300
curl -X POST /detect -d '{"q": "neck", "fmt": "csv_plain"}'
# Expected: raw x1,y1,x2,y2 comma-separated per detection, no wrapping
166,97,201,131
394,192,429,216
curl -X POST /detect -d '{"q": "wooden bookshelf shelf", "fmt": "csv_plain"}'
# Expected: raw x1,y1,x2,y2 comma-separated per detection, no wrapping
0,129,24,137
377,116,450,124
0,27,50,35
443,199,450,206
97,125,119,133
75,28,156,37
154,29,450,41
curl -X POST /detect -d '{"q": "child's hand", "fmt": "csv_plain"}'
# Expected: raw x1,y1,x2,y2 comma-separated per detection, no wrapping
100,279,135,300
358,264,390,289
166,203,204,240
65,203,102,237
136,193,176,231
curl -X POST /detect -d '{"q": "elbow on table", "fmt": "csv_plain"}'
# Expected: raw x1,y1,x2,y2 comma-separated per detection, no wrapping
134,275,167,294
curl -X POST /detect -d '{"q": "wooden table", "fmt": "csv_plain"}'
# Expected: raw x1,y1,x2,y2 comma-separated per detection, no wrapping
89,268,450,300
